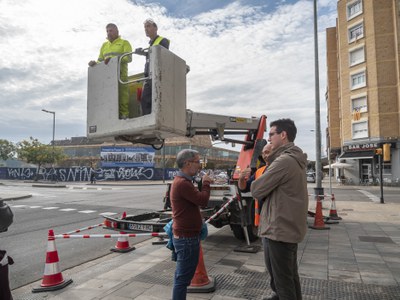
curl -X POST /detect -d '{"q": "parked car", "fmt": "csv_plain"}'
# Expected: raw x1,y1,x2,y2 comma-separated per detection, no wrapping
307,172,316,183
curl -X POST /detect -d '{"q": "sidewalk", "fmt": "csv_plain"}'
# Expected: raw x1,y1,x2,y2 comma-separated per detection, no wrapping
10,193,400,299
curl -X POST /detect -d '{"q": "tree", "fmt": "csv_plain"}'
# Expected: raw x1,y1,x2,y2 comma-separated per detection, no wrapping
16,137,66,170
0,139,16,160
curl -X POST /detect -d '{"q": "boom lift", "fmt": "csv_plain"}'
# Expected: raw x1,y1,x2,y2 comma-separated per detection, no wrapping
87,46,267,242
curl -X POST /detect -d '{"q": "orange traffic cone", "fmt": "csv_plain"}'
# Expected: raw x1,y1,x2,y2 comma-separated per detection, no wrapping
309,197,330,230
187,243,216,293
328,194,342,220
111,212,135,253
32,230,73,293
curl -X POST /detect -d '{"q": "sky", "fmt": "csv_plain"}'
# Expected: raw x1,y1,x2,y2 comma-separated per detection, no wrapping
0,0,337,160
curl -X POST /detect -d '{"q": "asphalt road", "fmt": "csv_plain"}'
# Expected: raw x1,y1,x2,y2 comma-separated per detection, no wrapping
1,181,399,290
1,182,169,290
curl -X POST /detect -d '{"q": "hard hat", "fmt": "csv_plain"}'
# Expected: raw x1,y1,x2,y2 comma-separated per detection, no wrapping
0,200,14,232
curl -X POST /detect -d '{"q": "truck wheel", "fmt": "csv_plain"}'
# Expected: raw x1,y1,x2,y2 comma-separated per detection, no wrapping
230,224,258,242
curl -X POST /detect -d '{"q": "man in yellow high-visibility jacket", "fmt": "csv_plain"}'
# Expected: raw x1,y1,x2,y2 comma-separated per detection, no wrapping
89,23,132,119
135,19,170,115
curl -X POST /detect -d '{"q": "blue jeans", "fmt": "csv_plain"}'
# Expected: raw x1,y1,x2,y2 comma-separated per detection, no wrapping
172,236,200,300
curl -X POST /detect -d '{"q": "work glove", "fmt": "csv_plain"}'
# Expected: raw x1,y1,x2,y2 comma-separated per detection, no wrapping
134,48,146,55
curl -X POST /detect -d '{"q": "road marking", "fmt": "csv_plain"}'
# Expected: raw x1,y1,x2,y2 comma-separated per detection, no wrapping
68,186,113,191
10,205,121,217
357,190,380,203
99,212,118,216
78,210,97,214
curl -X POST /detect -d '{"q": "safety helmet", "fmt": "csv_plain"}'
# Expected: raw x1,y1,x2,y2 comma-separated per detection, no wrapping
0,200,14,232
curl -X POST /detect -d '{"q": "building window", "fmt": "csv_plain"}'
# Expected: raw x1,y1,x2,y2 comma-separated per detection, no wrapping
352,120,368,139
349,46,365,66
347,0,363,20
351,95,367,113
350,70,366,90
348,22,364,42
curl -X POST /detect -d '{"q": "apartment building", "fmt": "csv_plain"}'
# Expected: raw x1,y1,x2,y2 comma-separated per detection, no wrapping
326,0,400,184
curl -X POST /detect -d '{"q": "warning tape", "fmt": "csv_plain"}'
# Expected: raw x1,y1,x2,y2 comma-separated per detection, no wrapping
205,196,235,224
54,232,168,239
308,194,334,199
61,223,103,235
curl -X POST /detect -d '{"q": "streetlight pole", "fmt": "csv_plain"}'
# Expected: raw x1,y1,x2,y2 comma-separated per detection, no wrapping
313,0,324,198
42,109,56,181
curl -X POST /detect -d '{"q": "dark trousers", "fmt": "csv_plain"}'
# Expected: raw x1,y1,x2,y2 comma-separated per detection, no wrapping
0,251,13,300
141,80,152,115
267,238,302,300
262,238,276,293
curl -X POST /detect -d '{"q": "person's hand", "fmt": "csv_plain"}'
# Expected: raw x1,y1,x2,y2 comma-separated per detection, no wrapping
202,174,214,184
88,60,96,67
104,57,111,65
134,48,146,55
239,167,251,180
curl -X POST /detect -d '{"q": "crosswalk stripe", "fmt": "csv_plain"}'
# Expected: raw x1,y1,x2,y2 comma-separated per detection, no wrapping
9,205,121,217
99,212,118,216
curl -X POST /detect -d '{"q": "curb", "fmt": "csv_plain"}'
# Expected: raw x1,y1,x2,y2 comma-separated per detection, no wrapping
0,194,32,201
32,184,67,188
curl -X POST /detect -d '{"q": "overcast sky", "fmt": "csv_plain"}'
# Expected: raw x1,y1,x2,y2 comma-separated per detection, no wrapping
0,0,336,160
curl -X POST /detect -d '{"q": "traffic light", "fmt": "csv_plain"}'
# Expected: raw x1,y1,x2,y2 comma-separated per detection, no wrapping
375,148,382,155
383,143,391,162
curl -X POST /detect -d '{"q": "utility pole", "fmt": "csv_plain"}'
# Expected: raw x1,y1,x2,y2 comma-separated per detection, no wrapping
313,0,323,198
42,109,56,182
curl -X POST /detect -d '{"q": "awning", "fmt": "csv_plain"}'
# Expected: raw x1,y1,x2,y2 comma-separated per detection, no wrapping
339,150,374,160
323,162,353,169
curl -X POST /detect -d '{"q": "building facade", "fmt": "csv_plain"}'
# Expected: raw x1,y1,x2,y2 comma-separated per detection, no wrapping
326,0,400,184
55,135,239,170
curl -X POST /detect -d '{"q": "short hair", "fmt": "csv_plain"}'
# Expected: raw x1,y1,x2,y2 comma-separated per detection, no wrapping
270,118,297,142
176,149,199,168
144,18,157,29
106,23,118,30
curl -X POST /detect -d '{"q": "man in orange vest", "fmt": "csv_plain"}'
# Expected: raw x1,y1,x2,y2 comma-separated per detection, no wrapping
238,143,272,192
135,19,170,115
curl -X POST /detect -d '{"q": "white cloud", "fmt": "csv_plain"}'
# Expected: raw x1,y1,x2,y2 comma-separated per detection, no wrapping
0,0,336,159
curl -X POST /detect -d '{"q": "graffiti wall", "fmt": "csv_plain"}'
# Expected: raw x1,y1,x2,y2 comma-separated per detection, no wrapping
0,167,178,182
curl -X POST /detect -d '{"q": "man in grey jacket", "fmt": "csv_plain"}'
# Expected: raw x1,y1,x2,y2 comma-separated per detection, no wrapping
251,118,308,300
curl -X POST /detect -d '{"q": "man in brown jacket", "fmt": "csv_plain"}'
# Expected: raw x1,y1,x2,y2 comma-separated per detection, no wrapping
251,119,308,300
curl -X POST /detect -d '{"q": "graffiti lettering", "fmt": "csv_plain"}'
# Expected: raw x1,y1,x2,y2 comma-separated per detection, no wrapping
2,167,177,182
